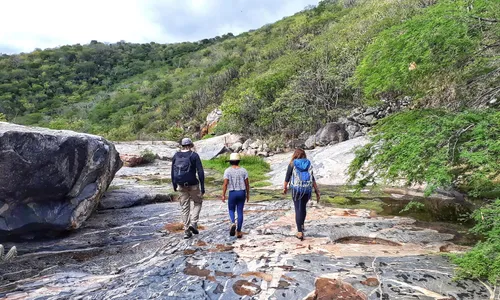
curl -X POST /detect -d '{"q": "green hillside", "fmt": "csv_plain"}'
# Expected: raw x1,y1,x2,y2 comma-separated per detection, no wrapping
1,0,498,141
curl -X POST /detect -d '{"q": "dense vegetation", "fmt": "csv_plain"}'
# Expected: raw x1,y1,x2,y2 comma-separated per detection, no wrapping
452,198,499,286
1,0,497,142
348,109,499,197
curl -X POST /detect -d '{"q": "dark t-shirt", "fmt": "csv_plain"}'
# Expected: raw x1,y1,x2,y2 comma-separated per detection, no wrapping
171,151,205,192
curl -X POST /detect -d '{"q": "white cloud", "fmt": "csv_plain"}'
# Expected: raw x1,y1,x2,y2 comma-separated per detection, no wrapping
0,0,318,54
0,0,170,53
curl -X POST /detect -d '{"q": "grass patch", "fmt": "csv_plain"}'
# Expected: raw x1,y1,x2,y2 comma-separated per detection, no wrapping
325,196,357,205
251,181,273,188
249,193,282,202
138,178,172,185
202,155,271,184
323,196,384,213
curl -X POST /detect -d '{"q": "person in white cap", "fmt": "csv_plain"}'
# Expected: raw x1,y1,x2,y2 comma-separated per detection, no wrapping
221,153,250,238
171,137,205,239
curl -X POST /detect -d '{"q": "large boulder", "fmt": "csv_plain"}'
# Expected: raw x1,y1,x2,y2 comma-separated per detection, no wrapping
316,122,349,146
194,133,242,160
267,136,370,186
0,122,122,237
308,123,349,148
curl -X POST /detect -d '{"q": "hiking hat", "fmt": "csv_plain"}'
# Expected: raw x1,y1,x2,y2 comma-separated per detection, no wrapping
229,153,241,162
181,137,193,146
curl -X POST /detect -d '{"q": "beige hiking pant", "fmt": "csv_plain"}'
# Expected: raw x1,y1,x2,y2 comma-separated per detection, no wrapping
178,185,203,230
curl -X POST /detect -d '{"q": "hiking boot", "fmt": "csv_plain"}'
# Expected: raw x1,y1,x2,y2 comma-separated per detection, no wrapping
189,224,199,235
296,232,304,241
229,223,236,236
184,230,193,239
236,231,243,239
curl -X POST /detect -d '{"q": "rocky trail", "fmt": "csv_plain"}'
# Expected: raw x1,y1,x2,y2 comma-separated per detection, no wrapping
0,133,491,300
0,184,489,299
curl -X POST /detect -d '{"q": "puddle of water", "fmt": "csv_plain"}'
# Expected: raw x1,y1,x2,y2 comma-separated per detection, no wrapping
377,197,473,223
313,185,478,246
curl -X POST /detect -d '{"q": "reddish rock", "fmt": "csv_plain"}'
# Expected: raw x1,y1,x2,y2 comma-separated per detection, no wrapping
233,280,261,296
360,277,379,287
164,222,184,233
307,278,367,300
241,271,273,282
196,240,208,247
183,249,197,255
183,262,210,277
208,244,234,252
120,154,145,167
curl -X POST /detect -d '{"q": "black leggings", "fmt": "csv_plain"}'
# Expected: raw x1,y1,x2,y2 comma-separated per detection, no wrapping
292,191,310,232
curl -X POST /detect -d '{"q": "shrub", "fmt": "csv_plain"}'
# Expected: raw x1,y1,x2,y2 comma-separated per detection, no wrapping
348,109,500,197
452,199,500,285
140,149,156,163
164,127,184,142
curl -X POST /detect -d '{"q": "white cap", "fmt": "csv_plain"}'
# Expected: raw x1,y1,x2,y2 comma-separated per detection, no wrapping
229,153,241,161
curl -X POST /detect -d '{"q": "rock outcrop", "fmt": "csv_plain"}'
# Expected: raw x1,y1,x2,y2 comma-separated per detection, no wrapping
114,141,178,161
194,133,242,160
200,108,222,138
305,122,349,148
0,122,122,237
304,99,411,149
267,137,370,186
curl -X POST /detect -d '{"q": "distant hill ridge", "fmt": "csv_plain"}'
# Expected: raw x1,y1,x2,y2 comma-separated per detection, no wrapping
0,0,498,142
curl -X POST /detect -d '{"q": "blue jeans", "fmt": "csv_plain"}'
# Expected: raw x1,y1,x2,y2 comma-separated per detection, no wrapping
292,190,311,232
228,190,246,231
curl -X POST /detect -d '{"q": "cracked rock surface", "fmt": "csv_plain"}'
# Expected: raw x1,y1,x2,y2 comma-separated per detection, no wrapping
0,198,488,299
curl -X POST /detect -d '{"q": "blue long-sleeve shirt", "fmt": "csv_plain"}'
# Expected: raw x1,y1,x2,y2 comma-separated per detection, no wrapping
171,151,205,193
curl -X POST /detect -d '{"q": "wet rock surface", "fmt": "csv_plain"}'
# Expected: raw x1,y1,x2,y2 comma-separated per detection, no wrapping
0,199,488,299
0,122,122,237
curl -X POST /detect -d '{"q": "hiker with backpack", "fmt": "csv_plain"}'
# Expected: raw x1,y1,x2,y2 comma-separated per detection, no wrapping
171,138,205,239
221,153,250,238
283,148,320,241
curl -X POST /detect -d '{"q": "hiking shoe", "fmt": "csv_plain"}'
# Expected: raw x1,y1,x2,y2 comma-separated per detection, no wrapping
184,230,193,239
236,231,243,239
189,224,199,235
296,232,304,241
229,223,236,236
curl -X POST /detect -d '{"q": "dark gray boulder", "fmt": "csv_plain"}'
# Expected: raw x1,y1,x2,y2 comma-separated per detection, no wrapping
0,122,122,238
313,122,349,147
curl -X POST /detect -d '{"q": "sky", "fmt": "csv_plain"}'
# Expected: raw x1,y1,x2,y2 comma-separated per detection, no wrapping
0,0,319,54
